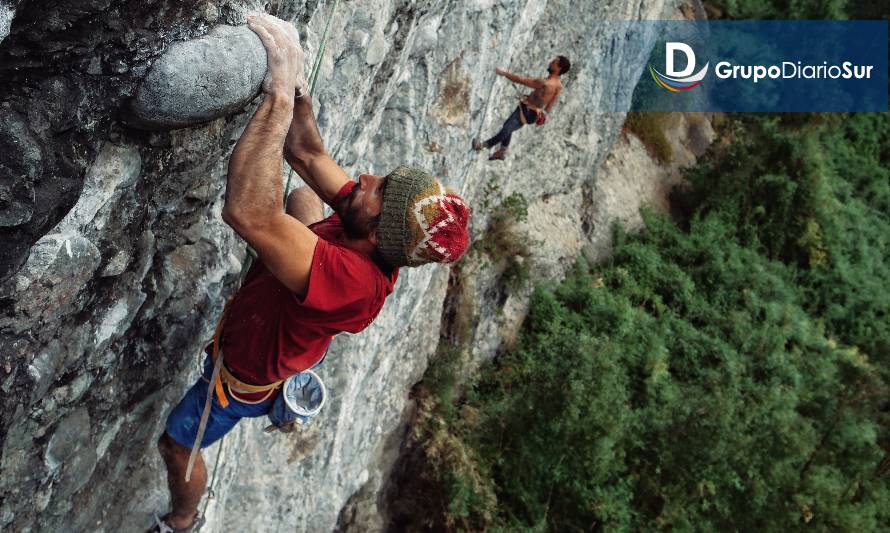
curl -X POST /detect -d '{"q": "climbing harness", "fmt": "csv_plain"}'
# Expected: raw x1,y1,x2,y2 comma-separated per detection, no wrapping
184,303,286,481
517,96,547,126
184,0,343,487
184,303,276,480
505,81,547,126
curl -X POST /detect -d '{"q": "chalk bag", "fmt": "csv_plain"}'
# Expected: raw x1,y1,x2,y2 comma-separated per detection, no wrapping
267,369,327,428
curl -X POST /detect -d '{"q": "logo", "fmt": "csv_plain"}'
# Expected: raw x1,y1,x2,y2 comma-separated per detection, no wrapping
649,42,709,92
630,21,885,111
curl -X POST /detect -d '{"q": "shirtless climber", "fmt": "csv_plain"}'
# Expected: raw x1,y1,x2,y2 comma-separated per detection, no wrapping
472,56,570,161
149,14,470,532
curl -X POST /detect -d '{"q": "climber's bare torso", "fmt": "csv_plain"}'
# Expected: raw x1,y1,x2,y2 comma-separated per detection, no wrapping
495,56,564,114
521,76,561,112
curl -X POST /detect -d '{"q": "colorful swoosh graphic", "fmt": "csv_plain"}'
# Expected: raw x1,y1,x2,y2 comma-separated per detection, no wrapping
649,63,709,92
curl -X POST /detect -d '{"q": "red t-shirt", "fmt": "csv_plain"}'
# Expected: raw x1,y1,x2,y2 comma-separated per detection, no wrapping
217,182,398,386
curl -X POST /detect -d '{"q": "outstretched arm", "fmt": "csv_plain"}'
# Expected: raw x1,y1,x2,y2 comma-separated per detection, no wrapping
495,67,542,89
283,94,350,205
222,14,318,297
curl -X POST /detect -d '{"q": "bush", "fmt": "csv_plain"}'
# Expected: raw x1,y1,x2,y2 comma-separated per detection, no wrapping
711,0,847,19
624,112,674,164
475,192,532,289
675,114,890,381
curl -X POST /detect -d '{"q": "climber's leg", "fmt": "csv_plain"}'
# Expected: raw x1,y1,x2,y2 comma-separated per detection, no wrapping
156,357,276,528
483,107,524,148
157,433,205,529
286,186,325,225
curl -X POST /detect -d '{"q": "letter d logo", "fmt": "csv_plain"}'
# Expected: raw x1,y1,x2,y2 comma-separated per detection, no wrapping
649,41,709,92
666,42,696,77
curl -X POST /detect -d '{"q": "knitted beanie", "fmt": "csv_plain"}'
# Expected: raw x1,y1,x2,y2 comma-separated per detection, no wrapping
377,165,471,268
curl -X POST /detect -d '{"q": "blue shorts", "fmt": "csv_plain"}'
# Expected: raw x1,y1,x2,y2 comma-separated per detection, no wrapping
165,357,275,449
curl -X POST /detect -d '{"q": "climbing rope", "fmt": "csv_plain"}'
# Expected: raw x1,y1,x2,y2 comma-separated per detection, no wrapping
283,0,342,204
198,1,342,522
309,0,341,94
473,66,502,140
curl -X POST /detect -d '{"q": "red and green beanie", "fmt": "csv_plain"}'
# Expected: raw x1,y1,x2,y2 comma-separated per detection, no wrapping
378,165,471,268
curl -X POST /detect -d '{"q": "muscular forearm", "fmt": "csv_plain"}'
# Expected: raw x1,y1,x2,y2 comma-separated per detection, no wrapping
285,95,325,162
283,95,328,194
282,94,349,203
223,93,294,227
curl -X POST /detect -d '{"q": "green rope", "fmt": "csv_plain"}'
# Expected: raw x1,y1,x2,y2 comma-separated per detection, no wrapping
308,0,341,95
200,3,342,522
283,0,341,207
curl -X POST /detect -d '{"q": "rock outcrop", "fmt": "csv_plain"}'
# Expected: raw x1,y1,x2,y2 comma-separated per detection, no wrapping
126,24,267,130
0,0,672,531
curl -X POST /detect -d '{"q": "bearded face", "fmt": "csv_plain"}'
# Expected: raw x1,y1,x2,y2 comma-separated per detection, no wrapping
547,58,559,75
337,181,382,239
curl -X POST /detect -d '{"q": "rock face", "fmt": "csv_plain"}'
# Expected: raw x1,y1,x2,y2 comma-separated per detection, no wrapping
126,24,267,130
0,0,672,532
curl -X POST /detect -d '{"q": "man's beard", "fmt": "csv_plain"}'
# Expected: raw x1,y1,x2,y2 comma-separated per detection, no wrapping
337,185,378,239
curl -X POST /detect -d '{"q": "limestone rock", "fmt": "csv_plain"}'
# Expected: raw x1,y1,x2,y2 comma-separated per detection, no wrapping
0,109,41,227
45,408,98,503
127,24,267,130
0,1,16,45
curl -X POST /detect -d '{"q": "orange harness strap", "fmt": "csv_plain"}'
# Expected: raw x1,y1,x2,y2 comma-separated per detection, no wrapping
220,365,284,395
210,303,284,406
210,303,230,407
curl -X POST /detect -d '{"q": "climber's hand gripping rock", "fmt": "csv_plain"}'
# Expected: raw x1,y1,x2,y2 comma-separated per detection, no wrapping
247,13,309,98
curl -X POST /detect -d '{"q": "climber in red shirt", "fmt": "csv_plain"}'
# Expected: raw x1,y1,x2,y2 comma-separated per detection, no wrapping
149,14,470,532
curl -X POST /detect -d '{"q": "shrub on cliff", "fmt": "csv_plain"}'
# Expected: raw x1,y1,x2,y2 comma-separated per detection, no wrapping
675,113,890,382
461,243,886,530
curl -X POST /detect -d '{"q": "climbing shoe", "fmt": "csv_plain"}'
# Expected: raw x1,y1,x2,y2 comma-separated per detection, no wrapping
471,138,485,152
146,512,205,533
488,148,507,161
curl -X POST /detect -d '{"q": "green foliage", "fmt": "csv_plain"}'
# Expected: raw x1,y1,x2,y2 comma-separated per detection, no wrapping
474,192,529,260
498,191,529,223
478,180,504,211
475,191,532,289
397,112,890,531
625,112,675,164
461,203,887,529
712,0,847,19
423,344,464,422
675,114,890,380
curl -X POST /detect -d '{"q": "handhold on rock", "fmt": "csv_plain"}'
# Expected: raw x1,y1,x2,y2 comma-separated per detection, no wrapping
125,25,267,130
